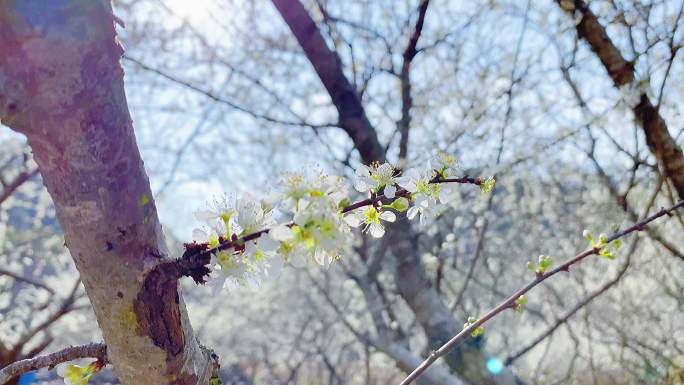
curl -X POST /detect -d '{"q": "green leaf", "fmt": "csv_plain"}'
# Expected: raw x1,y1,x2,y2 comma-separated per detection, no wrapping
538,255,553,269
514,295,528,313
598,233,608,246
480,176,496,194
599,248,616,260
471,326,485,337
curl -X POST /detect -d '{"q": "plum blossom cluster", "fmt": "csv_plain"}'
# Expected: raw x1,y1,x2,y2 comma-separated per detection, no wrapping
189,154,495,290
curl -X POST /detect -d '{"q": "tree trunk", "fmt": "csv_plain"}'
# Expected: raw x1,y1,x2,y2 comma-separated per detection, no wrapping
0,2,215,384
271,0,386,165
271,2,522,383
560,0,684,199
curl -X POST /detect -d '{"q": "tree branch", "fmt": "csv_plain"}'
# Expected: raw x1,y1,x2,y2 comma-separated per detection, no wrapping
505,238,637,365
0,343,107,384
558,0,684,199
0,169,38,206
10,280,81,356
172,176,485,283
398,0,430,161
0,268,54,295
399,199,684,385
124,56,335,131
271,0,386,164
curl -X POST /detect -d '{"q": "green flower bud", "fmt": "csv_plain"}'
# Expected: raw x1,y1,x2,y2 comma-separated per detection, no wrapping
391,197,410,212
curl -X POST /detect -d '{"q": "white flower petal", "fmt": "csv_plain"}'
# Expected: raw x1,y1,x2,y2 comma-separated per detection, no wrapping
268,257,284,278
356,165,371,177
270,225,294,241
384,184,396,199
407,206,420,220
258,235,279,252
439,185,454,203
208,276,227,295
379,210,396,222
244,241,257,255
56,364,68,377
344,213,364,227
378,162,393,175
354,179,370,192
369,223,386,238
290,252,308,268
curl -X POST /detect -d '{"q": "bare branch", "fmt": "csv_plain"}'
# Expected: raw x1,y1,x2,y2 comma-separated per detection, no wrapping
11,280,81,356
558,0,684,199
0,268,55,294
505,238,637,365
271,0,386,164
0,343,107,384
399,200,684,385
398,0,430,160
0,169,39,206
124,56,336,131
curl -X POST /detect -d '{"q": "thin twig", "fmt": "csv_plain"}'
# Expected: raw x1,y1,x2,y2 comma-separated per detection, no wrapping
11,279,81,355
124,56,336,130
0,169,39,206
505,237,637,365
0,268,54,294
0,343,107,384
398,200,684,385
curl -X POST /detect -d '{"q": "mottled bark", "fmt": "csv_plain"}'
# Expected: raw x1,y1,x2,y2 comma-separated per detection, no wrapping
0,2,214,385
271,0,386,164
560,0,684,199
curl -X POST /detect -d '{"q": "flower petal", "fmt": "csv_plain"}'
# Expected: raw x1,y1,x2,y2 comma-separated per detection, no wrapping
268,257,284,278
354,179,370,192
407,206,420,220
378,162,393,175
356,165,371,177
270,224,294,241
258,235,279,251
369,223,386,238
344,213,364,227
384,184,396,199
379,210,396,222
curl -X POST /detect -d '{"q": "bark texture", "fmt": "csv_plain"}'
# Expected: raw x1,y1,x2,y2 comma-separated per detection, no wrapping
562,0,684,199
0,2,214,384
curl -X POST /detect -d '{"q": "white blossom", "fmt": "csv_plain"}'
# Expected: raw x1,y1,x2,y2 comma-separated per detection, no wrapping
355,162,398,198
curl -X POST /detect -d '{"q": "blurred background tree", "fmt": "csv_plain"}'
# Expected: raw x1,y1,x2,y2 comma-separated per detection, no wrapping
1,0,683,384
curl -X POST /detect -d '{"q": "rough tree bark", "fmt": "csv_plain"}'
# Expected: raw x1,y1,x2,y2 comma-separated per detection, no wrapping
0,2,215,385
271,0,386,165
559,0,684,199
271,1,520,384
